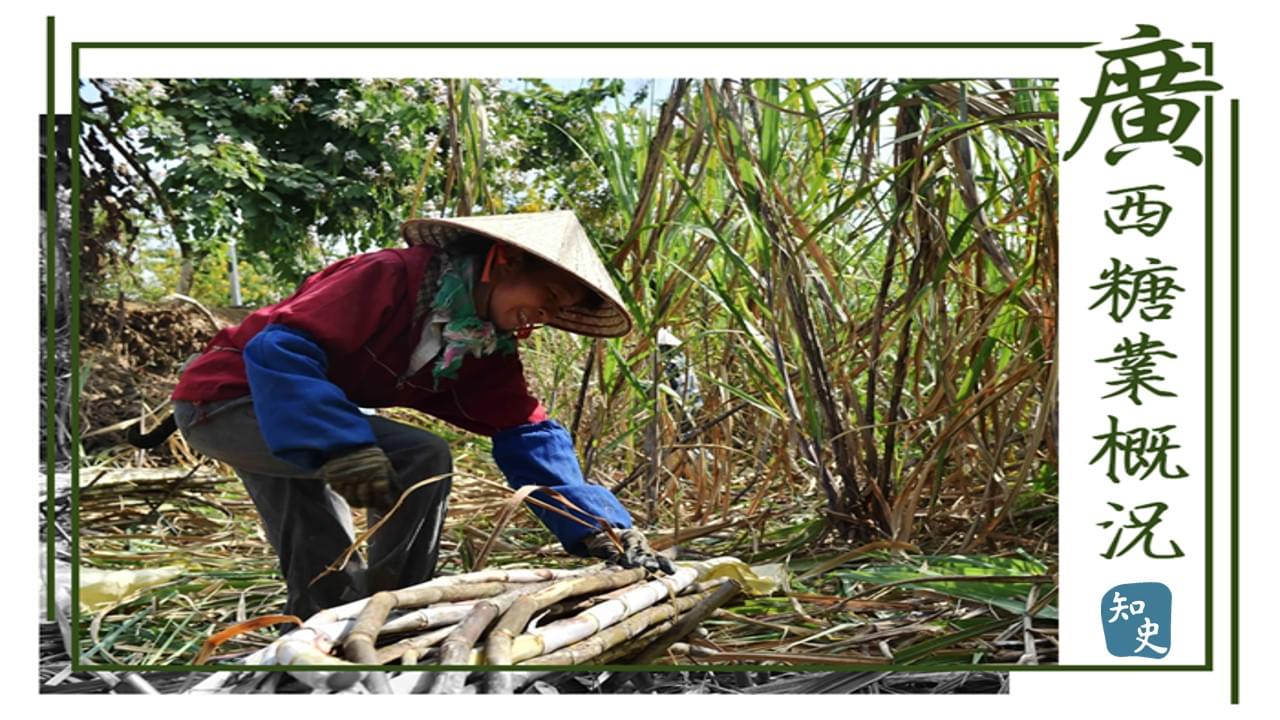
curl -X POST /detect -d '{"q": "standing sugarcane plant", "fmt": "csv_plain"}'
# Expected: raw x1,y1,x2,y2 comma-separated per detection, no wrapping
81,77,1058,671
530,78,1058,550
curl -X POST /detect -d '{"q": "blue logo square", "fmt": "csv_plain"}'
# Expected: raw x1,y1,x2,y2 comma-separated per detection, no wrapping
1101,582,1172,659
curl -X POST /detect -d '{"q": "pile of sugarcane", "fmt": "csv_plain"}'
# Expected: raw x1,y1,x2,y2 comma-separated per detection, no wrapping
190,558,766,694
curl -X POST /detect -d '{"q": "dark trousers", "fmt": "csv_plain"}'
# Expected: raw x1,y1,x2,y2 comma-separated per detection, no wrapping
173,397,452,620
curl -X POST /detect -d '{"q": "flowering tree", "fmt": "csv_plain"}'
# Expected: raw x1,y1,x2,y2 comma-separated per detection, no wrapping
85,78,444,294
83,77,634,301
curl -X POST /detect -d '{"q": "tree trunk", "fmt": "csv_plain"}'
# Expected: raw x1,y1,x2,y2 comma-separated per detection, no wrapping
176,240,198,297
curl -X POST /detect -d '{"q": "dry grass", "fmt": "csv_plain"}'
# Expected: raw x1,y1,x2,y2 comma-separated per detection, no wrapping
54,78,1059,688
68,431,1054,670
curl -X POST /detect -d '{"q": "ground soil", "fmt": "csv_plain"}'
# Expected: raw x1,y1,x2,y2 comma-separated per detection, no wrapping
80,298,249,460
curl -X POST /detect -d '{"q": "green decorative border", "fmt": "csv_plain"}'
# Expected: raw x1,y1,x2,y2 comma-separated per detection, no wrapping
78,41,1095,49
70,25,83,671
47,30,1237,684
1204,52,1215,673
1230,98,1240,705
44,15,56,623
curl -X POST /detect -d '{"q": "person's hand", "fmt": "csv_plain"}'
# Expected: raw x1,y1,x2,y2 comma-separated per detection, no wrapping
321,446,396,508
583,528,676,574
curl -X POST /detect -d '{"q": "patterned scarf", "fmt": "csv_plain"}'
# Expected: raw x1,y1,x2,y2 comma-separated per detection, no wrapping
410,246,516,388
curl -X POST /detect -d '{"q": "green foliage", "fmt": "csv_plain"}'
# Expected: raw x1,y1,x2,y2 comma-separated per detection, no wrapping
85,77,1059,553
88,79,450,284
84,78,641,298
831,553,1057,619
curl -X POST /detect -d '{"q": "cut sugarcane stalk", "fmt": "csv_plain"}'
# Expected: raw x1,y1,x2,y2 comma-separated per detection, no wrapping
595,614,679,664
429,577,564,693
363,671,393,695
375,625,456,665
381,578,558,635
429,605,498,694
514,566,698,661
304,568,590,628
378,601,479,636
196,558,766,694
344,581,509,664
485,567,645,693
626,578,741,664
536,578,651,621
598,579,743,691
275,631,364,691
522,589,710,666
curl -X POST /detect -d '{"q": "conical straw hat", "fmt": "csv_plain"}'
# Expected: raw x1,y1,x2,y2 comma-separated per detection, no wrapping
401,210,632,338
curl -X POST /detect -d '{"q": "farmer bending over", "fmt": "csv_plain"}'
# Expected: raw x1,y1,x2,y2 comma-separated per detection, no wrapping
170,211,671,619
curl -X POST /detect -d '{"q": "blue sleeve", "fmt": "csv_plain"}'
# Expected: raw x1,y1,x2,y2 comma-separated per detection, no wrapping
491,419,633,556
242,323,377,470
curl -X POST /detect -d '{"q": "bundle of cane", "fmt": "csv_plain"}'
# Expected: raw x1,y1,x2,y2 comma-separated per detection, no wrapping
187,557,774,694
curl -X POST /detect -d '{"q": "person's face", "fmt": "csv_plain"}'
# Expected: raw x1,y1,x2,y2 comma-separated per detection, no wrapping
486,253,589,333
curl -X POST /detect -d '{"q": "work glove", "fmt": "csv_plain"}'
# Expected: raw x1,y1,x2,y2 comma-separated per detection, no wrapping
321,446,396,508
583,528,676,575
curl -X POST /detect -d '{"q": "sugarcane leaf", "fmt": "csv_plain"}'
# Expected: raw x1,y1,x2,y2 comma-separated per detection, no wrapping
832,554,1057,620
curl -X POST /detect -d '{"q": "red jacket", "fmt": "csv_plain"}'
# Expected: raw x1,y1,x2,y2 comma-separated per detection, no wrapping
172,245,548,436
